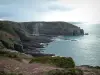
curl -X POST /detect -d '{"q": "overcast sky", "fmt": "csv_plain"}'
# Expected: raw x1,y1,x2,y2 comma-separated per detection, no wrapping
0,0,100,23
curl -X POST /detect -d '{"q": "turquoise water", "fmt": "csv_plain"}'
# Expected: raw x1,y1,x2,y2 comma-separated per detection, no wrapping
44,24,100,66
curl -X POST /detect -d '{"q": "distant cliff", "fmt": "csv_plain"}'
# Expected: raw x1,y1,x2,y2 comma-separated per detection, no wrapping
0,21,84,38
0,21,84,54
20,21,84,36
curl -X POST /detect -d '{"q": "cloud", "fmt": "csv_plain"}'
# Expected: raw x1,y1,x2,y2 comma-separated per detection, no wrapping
0,0,73,21
42,0,100,23
0,0,99,23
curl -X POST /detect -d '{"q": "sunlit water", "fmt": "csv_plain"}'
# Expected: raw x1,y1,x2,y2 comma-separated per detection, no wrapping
44,24,100,66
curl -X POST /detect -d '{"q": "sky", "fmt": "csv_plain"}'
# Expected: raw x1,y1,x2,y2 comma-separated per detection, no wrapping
0,0,100,24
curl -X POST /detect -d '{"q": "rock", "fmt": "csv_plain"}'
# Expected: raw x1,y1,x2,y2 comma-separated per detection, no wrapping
80,29,84,35
14,43,23,52
85,33,89,35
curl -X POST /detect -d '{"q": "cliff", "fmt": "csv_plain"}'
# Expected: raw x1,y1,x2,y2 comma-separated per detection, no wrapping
21,21,84,36
0,21,84,54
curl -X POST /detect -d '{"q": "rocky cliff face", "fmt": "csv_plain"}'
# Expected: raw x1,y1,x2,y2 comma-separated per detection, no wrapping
21,21,84,36
0,21,84,55
0,21,84,38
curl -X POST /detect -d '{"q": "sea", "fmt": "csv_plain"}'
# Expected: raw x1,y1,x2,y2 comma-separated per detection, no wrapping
44,23,100,66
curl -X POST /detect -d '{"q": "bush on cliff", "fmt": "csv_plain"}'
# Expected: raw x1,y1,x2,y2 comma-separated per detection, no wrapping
30,56,75,68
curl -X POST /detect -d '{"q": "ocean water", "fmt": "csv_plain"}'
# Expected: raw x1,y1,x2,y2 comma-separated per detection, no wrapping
44,24,100,66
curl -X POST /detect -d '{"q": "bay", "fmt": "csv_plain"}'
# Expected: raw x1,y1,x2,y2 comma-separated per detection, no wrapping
44,23,100,66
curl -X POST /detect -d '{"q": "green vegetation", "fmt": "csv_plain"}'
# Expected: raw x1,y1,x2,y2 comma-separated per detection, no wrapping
30,56,75,68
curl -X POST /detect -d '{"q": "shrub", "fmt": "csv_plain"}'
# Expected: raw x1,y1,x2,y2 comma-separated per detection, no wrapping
30,56,75,68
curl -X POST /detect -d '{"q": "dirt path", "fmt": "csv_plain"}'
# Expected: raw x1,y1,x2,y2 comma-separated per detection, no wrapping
0,58,60,75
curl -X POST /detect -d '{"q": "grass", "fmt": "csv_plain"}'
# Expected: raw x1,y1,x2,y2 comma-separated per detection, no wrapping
30,56,75,68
